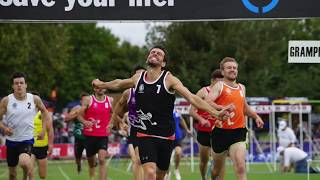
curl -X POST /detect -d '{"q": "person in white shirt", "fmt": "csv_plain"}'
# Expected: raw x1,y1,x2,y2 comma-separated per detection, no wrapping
277,120,296,147
277,146,309,173
0,72,50,180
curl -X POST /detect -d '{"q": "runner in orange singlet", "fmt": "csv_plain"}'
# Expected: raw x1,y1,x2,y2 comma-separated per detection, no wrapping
207,57,264,180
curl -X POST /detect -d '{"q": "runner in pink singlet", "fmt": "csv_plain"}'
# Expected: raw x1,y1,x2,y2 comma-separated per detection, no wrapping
78,87,113,180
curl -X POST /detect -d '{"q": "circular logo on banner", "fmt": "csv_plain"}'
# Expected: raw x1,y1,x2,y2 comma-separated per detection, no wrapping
242,0,279,14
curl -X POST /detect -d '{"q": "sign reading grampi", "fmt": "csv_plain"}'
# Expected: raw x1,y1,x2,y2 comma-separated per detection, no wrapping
0,0,320,21
288,41,320,63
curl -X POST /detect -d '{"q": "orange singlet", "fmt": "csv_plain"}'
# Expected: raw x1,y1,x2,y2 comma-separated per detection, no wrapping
215,82,245,129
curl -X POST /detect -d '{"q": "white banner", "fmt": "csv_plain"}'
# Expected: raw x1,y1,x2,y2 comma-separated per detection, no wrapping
288,40,320,63
251,105,312,114
175,97,312,115
174,98,191,115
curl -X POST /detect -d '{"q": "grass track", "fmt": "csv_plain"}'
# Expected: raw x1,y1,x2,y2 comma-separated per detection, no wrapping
0,158,319,180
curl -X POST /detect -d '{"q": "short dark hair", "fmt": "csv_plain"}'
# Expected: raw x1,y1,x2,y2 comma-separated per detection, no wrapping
149,45,169,63
80,92,89,99
132,65,146,75
211,69,223,80
11,72,27,83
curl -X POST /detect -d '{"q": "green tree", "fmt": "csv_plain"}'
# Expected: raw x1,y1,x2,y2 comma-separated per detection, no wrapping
146,20,320,99
0,24,71,102
0,23,147,110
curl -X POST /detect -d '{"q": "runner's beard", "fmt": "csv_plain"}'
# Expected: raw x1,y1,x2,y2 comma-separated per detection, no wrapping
147,60,158,67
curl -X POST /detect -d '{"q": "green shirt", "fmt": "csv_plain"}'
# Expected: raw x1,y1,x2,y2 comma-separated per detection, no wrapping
73,120,85,140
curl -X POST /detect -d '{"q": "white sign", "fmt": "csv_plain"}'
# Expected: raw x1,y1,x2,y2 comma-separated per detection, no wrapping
108,144,120,156
174,98,191,115
288,40,320,63
67,146,74,156
251,105,312,114
52,147,61,156
174,97,312,115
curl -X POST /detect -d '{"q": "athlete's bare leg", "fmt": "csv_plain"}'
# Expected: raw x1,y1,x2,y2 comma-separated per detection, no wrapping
229,142,247,180
37,158,48,179
143,162,157,180
76,157,82,173
9,167,17,180
28,155,36,180
174,146,182,170
129,145,143,180
87,156,96,180
135,147,144,180
98,149,108,180
199,144,210,180
156,168,167,180
19,153,32,180
174,146,182,180
211,151,227,180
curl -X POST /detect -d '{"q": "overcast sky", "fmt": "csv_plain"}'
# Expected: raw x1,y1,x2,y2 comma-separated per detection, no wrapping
97,22,149,47
97,22,170,47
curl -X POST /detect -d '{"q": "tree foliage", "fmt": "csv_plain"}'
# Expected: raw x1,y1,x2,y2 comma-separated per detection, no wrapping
146,20,320,99
0,24,71,102
0,24,146,109
1,20,320,110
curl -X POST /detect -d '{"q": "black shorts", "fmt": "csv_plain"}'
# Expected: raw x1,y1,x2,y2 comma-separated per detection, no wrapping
31,146,48,160
7,143,32,167
127,134,138,149
174,139,182,147
197,131,211,147
211,127,247,153
138,137,174,171
84,136,108,157
74,138,86,159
